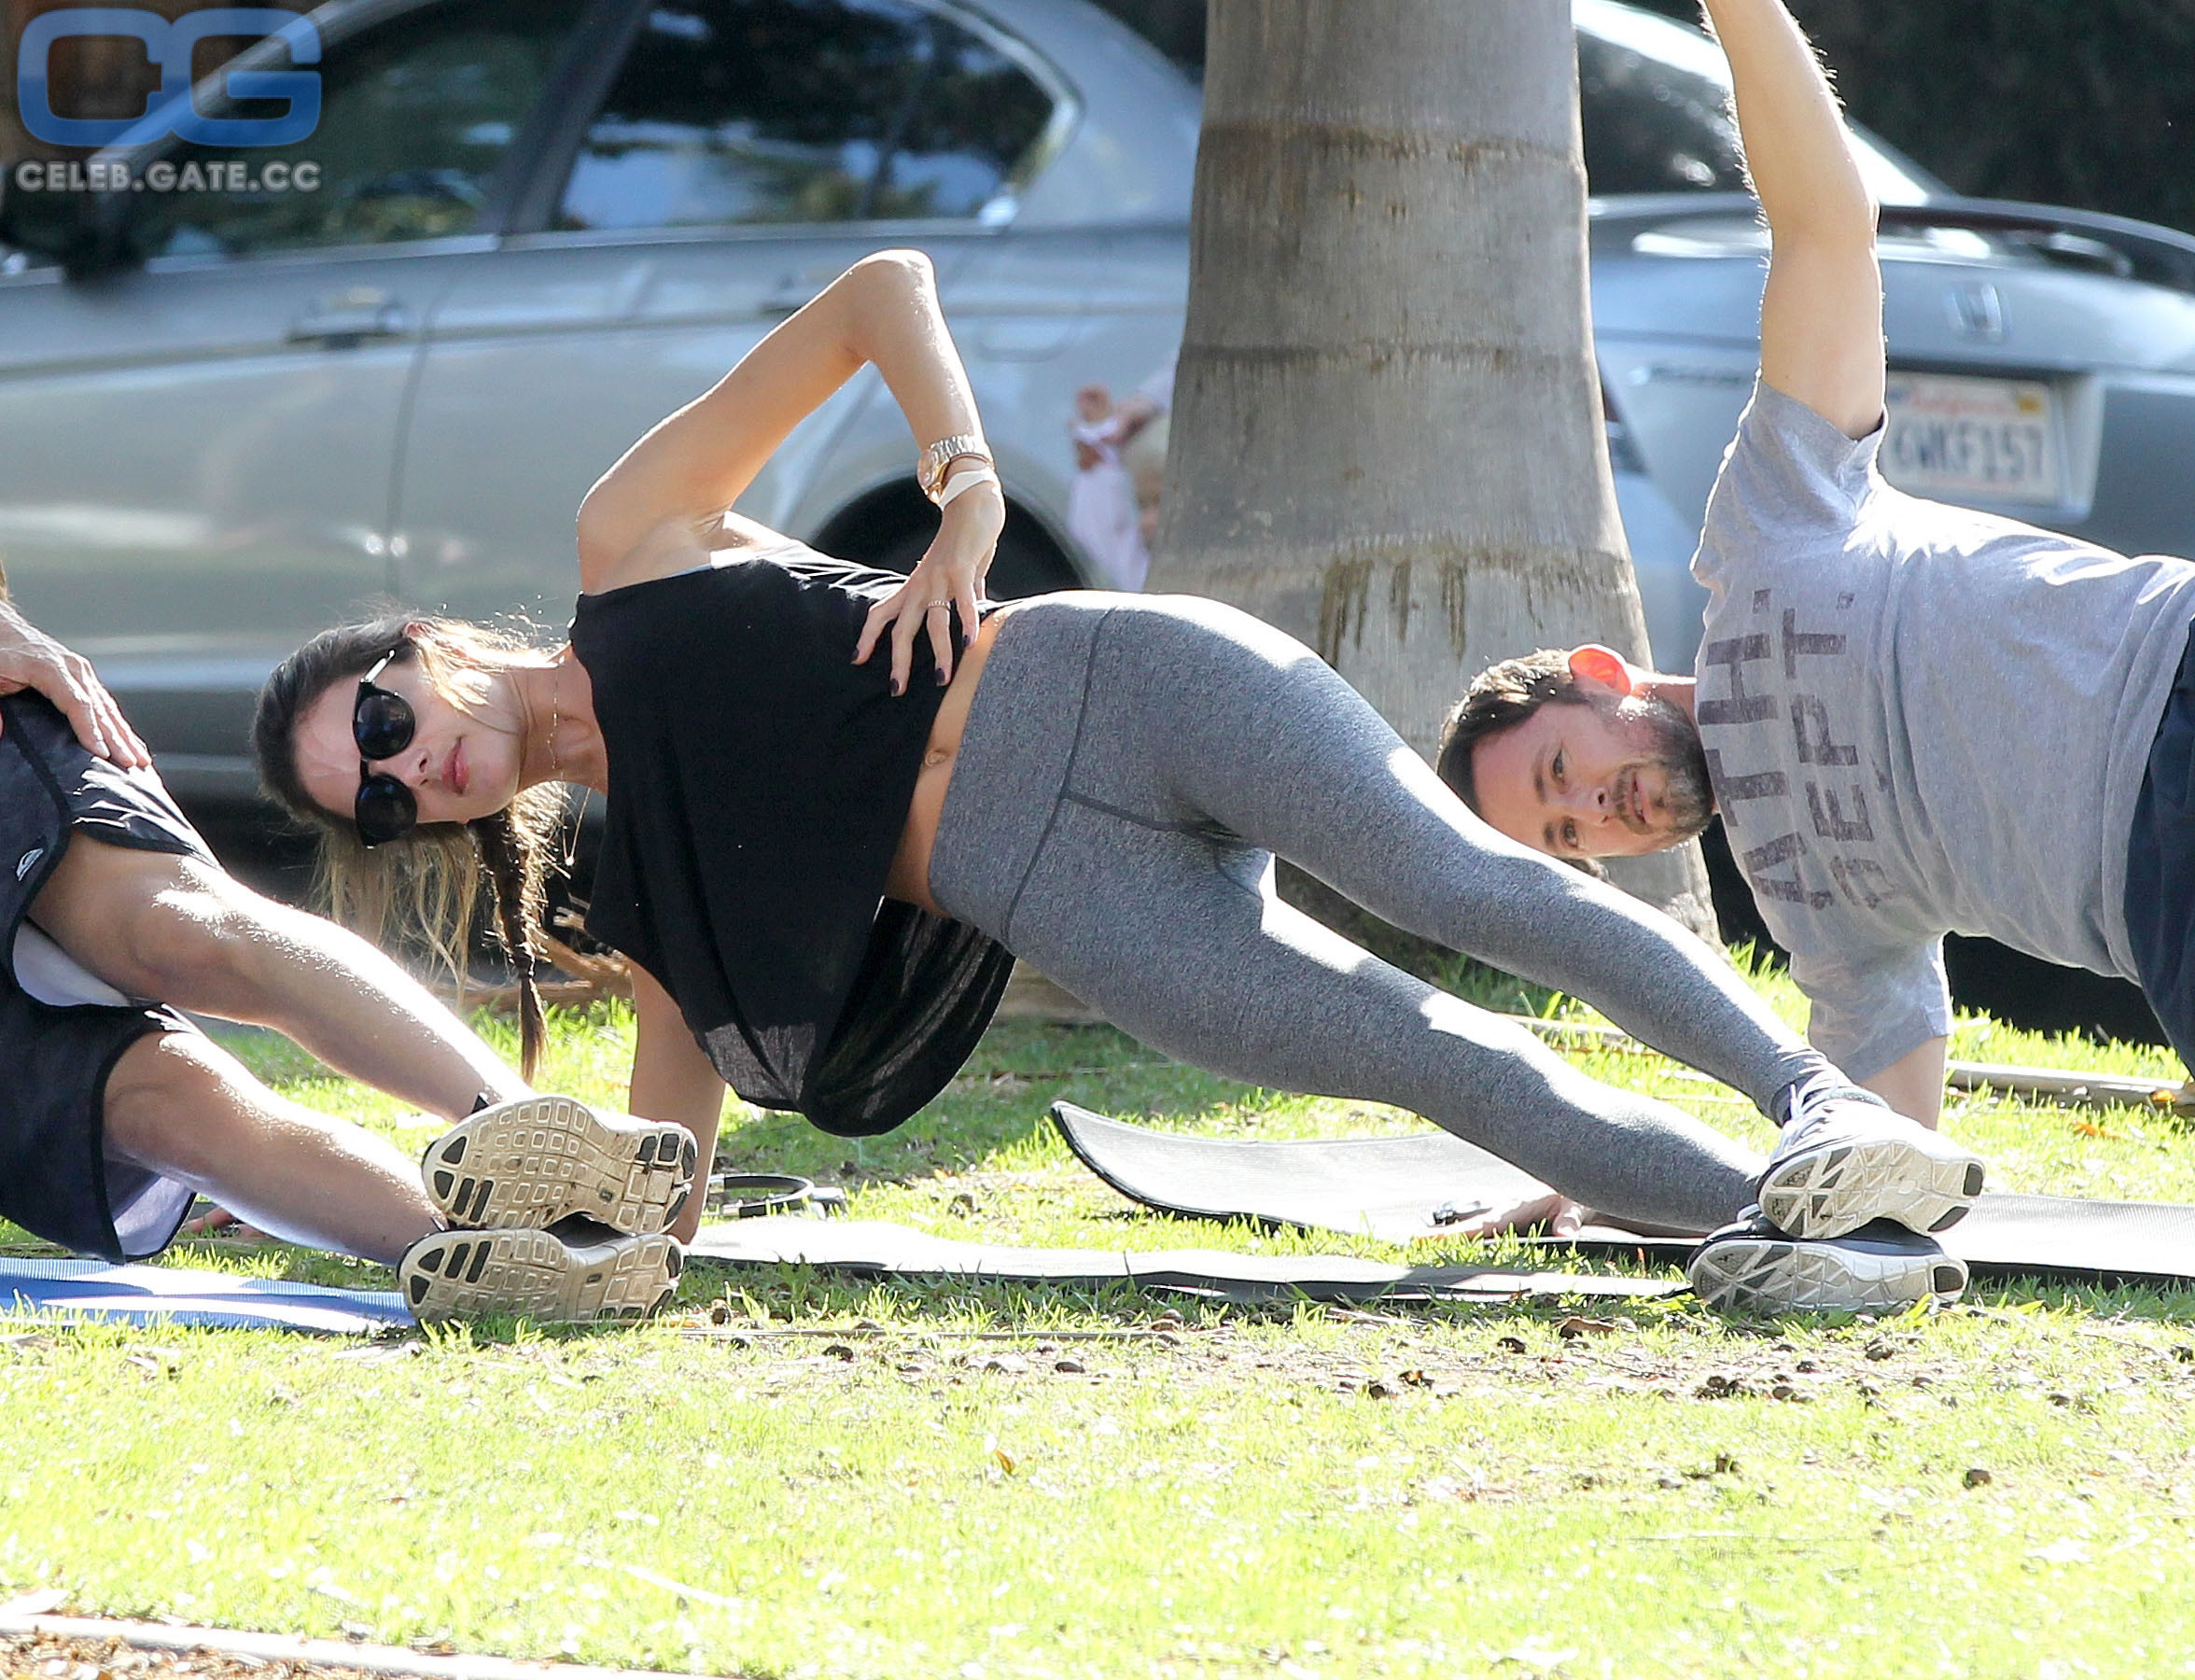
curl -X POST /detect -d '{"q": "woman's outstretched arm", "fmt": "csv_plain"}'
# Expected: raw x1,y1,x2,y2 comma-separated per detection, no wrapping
576,249,1004,691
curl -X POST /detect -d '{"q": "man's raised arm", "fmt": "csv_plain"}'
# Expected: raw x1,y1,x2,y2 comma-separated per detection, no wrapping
1700,0,1885,440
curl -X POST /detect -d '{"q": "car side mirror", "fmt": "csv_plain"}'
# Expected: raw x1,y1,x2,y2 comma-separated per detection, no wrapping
0,172,132,279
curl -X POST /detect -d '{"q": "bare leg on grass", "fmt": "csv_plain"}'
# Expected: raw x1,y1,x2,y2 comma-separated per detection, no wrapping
104,1029,440,1265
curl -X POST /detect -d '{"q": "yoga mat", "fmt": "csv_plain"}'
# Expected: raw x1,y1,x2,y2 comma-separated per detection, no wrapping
0,1256,412,1333
1050,1102,2195,1287
688,1217,1681,1304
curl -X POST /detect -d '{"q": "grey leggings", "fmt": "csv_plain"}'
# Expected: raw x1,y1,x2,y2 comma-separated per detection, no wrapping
929,595,1833,1232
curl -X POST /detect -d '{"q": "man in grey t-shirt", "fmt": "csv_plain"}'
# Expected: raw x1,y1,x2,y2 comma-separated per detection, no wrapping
1446,0,2195,1126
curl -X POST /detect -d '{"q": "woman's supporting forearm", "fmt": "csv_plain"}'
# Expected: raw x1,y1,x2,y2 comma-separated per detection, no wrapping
627,963,727,1245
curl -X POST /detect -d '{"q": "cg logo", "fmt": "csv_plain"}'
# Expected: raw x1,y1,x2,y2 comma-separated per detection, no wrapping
18,7,319,147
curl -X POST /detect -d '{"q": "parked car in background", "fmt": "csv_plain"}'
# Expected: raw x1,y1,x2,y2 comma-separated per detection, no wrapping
0,0,1191,812
5,0,2194,861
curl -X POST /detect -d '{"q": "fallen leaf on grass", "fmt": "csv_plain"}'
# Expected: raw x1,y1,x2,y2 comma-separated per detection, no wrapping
2071,1117,2134,1142
1556,1316,1618,1339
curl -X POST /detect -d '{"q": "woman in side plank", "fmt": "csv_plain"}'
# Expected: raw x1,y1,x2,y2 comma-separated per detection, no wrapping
254,251,1981,1315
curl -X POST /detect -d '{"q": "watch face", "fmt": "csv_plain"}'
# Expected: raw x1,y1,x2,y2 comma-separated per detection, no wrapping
922,435,987,497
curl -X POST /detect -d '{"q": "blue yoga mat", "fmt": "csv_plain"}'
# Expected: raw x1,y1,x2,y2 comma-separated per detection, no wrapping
0,1256,412,1334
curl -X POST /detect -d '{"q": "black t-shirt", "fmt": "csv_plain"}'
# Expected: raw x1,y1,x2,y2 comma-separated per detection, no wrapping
569,547,1014,1137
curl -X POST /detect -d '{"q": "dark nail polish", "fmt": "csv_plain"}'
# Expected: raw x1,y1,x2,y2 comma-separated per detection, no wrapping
936,666,950,686
891,679,904,696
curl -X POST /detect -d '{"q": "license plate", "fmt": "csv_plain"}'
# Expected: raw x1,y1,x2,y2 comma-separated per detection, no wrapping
1880,372,2062,505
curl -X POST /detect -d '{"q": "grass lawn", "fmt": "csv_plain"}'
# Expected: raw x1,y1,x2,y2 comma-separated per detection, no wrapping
4,959,2194,1679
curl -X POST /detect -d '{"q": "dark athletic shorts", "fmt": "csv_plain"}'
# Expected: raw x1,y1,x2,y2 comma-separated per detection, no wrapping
2127,617,2195,1075
0,692,216,1261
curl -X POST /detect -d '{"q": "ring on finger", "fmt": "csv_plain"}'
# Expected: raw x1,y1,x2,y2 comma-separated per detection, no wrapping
925,599,952,610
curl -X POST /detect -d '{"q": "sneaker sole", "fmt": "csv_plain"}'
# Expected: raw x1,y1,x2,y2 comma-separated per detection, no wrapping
399,1228,682,1323
423,1096,696,1236
1687,1233,1968,1315
1758,1136,1986,1240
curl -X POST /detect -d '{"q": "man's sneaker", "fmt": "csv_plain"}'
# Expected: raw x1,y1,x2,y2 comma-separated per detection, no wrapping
398,1224,682,1323
1687,1210,1968,1315
1757,1072,1985,1240
422,1095,696,1236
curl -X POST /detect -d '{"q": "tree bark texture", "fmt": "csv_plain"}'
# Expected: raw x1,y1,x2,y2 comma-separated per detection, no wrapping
1153,0,1714,931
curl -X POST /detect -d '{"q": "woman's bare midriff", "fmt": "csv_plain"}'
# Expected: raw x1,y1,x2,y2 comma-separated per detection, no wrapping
884,605,1019,915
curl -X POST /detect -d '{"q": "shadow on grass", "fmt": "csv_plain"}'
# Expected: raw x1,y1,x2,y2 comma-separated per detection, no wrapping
710,1017,1251,1188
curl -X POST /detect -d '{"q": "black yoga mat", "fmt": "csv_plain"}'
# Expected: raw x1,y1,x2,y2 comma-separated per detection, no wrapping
686,1217,1680,1304
1051,1102,2195,1289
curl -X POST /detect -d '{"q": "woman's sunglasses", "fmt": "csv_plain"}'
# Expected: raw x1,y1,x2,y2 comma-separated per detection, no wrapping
353,651,419,847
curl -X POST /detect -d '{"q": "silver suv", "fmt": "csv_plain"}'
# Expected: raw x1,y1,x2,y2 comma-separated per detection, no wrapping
5,0,2194,826
1,0,1193,810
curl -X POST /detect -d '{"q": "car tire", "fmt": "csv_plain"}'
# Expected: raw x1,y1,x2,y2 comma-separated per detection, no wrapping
863,512,1084,600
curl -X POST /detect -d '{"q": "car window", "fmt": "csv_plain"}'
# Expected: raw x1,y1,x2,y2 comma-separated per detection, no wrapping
1577,29,1746,197
556,0,1054,231
125,0,590,260
872,17,1055,221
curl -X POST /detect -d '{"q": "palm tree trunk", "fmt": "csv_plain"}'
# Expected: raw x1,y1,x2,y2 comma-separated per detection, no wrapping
1153,0,1714,932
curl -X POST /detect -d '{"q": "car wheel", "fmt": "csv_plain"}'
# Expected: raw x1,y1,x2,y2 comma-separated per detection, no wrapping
864,511,1083,600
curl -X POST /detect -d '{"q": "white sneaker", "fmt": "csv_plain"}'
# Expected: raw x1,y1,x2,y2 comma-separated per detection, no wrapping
398,1225,682,1323
1687,1210,1968,1315
423,1095,696,1237
1757,1073,1984,1240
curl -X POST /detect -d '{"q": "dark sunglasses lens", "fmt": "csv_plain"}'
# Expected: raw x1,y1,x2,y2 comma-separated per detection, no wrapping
355,774,417,847
354,690,414,762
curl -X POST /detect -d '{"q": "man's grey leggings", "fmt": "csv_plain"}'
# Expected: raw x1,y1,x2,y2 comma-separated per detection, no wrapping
929,595,1833,1233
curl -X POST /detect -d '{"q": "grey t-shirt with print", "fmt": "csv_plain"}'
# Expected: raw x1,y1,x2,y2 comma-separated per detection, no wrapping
1691,378,2195,1079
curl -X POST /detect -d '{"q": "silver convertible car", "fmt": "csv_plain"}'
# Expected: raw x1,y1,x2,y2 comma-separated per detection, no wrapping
4,0,2195,832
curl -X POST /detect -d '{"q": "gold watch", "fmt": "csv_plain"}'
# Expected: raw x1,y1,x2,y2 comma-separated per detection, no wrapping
919,432,991,503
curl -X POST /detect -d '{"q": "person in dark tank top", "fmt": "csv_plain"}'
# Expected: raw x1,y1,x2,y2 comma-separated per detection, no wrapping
255,250,1986,1317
